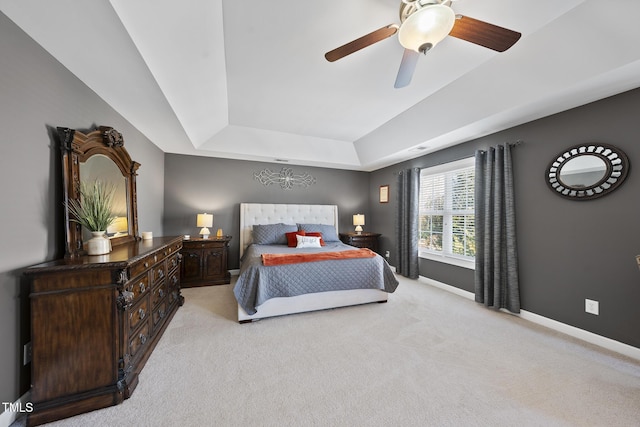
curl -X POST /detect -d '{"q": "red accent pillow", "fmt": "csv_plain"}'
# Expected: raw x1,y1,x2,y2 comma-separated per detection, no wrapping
286,230,306,247
305,232,325,246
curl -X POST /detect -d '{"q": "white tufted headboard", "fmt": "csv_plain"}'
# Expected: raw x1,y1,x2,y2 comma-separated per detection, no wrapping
239,203,339,258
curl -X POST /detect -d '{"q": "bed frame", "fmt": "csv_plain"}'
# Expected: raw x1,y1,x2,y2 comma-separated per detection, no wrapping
237,203,388,322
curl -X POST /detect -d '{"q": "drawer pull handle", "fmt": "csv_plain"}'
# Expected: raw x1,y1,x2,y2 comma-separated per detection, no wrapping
139,334,147,345
159,289,165,298
159,309,166,319
138,308,146,320
139,282,146,293
157,269,164,279
144,262,149,268
172,276,178,285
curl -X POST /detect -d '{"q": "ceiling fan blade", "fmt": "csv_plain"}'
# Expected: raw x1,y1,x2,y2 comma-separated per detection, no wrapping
325,24,398,62
449,15,521,52
394,49,420,89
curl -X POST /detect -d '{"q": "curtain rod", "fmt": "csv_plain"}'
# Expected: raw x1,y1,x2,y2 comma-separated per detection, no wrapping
477,139,524,154
392,140,524,175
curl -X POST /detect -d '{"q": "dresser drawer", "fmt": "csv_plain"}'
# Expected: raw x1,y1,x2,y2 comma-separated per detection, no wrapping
128,297,149,333
126,274,149,304
166,241,182,256
151,281,167,308
152,300,168,331
152,262,166,284
168,288,180,306
130,254,155,280
167,252,180,273
129,321,150,359
167,270,179,292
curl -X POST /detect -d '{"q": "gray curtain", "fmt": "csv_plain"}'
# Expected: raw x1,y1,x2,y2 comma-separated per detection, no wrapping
395,168,420,279
474,144,520,313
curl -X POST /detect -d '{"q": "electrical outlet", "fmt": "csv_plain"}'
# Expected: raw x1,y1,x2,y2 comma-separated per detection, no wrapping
23,342,32,365
385,251,390,259
585,299,599,315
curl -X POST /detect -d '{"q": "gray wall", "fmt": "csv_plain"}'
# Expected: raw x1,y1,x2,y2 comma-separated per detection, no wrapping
0,12,166,406
370,87,640,349
163,154,370,268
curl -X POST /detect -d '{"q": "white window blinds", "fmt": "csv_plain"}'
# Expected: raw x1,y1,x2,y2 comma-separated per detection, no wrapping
419,157,475,267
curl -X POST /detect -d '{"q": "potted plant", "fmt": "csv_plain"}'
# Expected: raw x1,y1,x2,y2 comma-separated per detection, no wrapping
66,180,116,255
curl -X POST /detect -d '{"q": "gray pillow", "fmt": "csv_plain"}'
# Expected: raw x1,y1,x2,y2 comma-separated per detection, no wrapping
297,223,340,242
252,223,297,245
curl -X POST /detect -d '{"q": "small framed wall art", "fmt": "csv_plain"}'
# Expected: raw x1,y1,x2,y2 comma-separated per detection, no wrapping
379,185,389,203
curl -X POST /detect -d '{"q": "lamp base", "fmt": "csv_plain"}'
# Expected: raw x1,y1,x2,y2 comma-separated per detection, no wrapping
199,227,210,239
355,225,363,234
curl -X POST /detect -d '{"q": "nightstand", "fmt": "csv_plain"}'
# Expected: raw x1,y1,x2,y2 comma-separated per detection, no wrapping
339,232,381,253
181,236,231,287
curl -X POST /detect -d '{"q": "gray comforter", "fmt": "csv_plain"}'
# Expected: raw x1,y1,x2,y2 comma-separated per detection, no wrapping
233,242,399,314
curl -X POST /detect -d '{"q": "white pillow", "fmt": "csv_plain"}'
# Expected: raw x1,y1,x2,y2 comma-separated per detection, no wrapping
296,234,322,248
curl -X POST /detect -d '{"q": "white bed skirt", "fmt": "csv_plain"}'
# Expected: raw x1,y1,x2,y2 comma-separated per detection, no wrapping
237,289,388,323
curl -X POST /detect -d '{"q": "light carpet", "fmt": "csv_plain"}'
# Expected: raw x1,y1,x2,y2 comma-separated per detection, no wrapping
20,276,640,427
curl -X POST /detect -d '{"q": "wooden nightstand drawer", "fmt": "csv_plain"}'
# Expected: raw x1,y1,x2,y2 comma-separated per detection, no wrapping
339,232,381,253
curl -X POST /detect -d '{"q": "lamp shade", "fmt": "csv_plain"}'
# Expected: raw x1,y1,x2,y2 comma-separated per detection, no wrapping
353,214,365,233
196,213,213,228
398,4,455,53
107,216,128,234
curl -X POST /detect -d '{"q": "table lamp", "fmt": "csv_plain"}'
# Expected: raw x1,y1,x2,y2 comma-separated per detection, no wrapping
353,214,365,234
197,213,213,239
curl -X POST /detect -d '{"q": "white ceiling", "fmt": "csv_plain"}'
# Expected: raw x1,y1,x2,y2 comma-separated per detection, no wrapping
3,0,640,171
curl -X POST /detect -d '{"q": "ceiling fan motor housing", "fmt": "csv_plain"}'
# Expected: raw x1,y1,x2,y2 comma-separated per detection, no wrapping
398,3,456,53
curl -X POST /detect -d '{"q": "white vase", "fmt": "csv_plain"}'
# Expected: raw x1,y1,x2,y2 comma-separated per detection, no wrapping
86,231,112,255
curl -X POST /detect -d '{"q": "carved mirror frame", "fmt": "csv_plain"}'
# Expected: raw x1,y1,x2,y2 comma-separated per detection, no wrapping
545,143,629,201
59,126,141,258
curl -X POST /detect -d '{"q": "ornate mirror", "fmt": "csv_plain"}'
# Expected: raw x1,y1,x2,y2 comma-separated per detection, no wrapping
546,143,629,200
58,126,141,258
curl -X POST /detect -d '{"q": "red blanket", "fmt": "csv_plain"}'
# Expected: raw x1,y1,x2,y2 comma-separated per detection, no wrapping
262,248,376,266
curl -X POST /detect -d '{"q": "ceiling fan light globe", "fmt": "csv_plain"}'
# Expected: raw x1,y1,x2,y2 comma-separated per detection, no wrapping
398,4,455,53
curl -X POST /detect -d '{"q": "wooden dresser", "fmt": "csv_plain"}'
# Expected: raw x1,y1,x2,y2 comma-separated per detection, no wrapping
339,232,381,253
181,236,231,287
24,236,184,426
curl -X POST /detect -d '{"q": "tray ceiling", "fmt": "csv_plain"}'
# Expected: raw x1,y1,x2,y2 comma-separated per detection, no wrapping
2,0,640,170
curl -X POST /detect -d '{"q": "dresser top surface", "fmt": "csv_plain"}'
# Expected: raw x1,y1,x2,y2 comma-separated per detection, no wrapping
25,236,182,274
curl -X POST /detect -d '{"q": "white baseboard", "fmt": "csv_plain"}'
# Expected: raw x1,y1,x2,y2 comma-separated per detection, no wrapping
0,391,31,427
418,276,640,361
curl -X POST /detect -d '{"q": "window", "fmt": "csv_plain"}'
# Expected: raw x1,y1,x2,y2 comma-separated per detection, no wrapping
419,157,475,269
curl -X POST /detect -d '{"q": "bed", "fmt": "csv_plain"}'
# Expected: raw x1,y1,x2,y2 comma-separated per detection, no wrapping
234,203,399,322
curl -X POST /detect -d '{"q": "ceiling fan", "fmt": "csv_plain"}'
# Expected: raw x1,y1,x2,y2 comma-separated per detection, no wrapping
324,0,521,88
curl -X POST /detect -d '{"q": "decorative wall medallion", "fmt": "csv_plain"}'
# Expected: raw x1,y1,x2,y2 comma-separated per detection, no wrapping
254,167,316,190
